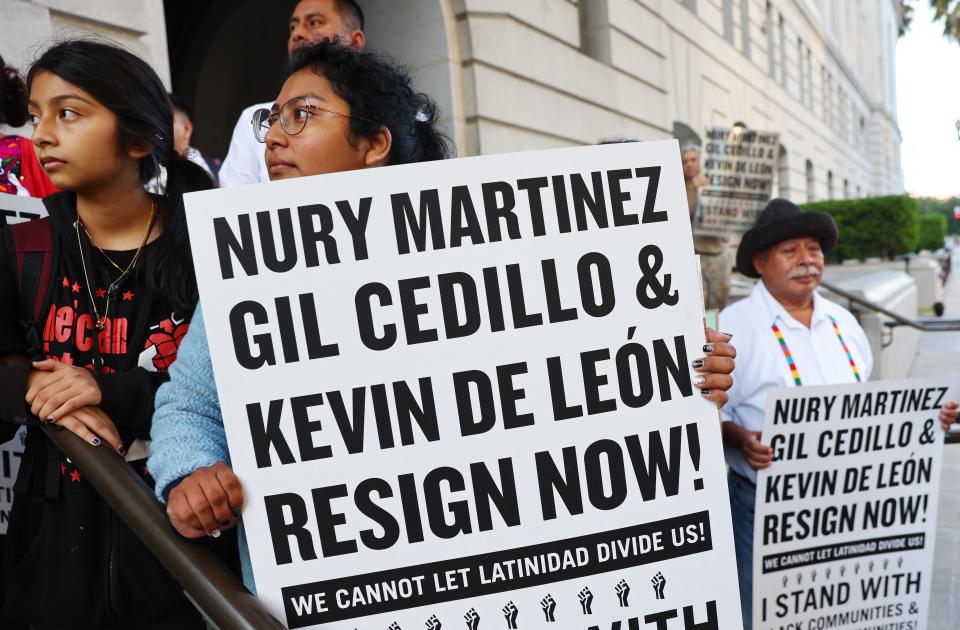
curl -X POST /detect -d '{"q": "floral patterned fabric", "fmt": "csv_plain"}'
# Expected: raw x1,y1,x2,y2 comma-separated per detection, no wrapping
0,135,24,194
0,135,57,198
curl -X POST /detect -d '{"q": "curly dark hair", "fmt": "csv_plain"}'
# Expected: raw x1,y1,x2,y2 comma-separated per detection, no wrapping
0,55,28,127
288,39,452,164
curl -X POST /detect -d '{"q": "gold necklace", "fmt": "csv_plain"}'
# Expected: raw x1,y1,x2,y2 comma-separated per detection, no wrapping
81,203,154,275
76,202,156,331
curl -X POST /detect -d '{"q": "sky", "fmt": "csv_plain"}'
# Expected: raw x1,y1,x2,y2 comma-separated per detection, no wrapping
897,3,960,199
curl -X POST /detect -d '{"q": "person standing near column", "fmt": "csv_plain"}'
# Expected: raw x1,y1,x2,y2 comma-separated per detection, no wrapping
217,0,365,187
683,145,731,309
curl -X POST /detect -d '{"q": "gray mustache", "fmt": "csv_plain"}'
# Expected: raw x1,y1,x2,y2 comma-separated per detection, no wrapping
787,265,821,279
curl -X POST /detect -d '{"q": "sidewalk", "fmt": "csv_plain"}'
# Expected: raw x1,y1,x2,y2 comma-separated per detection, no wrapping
909,260,960,629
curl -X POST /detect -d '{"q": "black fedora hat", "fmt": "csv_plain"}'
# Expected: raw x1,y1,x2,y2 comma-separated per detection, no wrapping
735,198,838,278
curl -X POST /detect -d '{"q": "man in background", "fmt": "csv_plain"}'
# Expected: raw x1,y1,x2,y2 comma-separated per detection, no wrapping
169,93,218,184
684,145,731,309
218,0,366,187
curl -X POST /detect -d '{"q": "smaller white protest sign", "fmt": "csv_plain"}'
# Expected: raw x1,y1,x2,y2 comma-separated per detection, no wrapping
0,429,25,535
694,127,778,238
0,193,44,534
0,192,46,225
754,377,955,630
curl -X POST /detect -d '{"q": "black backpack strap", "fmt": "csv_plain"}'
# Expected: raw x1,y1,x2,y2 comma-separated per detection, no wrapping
10,218,54,357
19,251,45,324
8,218,59,500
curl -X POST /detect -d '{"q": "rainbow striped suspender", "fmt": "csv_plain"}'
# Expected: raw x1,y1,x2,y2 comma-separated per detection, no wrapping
771,314,861,386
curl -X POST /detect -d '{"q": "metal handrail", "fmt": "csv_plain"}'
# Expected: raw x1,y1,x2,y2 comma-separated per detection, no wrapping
819,280,960,332
39,424,284,630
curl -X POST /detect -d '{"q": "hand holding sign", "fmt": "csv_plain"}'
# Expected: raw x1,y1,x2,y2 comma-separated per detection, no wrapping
167,462,243,538
697,329,736,408
723,424,773,469
938,400,958,431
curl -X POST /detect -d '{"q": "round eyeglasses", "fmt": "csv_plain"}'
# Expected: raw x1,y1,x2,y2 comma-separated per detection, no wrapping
251,96,377,143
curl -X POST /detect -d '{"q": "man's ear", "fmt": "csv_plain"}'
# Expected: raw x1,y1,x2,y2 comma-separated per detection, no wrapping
363,127,392,167
752,251,766,276
348,30,365,49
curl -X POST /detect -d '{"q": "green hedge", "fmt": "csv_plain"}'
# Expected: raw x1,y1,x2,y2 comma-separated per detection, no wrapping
918,213,947,251
802,196,919,263
918,196,960,234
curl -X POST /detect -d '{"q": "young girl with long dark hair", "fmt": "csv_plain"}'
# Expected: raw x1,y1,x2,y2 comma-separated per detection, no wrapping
0,40,213,628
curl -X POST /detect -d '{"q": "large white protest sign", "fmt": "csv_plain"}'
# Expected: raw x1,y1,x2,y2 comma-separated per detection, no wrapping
185,141,743,629
754,378,954,630
694,127,778,238
0,191,46,225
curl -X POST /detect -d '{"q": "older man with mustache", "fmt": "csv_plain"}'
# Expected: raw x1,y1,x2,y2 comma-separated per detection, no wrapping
717,198,958,629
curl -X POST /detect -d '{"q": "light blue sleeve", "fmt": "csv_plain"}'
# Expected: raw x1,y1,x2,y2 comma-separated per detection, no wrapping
148,303,230,501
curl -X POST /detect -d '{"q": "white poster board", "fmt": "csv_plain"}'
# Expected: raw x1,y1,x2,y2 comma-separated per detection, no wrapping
754,378,954,630
0,192,43,534
694,127,779,238
0,191,46,225
185,141,743,629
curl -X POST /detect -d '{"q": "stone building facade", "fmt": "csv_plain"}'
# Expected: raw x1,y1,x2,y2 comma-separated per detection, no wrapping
0,0,903,202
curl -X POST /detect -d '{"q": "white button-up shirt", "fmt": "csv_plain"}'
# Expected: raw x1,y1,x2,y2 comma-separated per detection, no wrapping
219,102,272,187
719,280,873,482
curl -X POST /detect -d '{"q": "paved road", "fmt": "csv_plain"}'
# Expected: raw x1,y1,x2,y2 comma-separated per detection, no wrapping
910,261,960,629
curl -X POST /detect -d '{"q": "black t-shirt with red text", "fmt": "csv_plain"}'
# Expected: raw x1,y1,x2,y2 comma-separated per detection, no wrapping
0,193,211,628
41,247,189,375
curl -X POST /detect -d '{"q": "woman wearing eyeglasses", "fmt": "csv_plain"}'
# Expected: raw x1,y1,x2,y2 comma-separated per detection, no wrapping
147,39,451,590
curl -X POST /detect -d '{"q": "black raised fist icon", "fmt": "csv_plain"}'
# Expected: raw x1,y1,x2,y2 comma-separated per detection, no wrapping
615,579,630,607
651,572,666,600
540,594,556,622
464,608,479,630
578,587,593,614
502,601,518,629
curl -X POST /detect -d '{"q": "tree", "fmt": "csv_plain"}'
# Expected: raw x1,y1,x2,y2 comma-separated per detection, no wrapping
918,213,948,251
900,1,960,44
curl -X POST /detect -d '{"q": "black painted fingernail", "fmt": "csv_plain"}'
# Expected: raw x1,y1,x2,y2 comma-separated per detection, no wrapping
691,359,704,369
90,437,101,447
700,388,712,395
703,344,715,353
693,375,706,385
118,446,126,455
46,417,55,423
232,508,242,517
722,332,734,339
210,529,221,539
